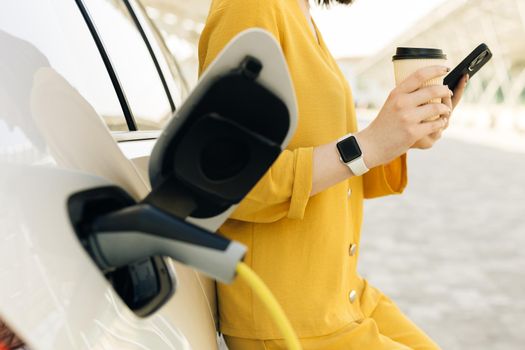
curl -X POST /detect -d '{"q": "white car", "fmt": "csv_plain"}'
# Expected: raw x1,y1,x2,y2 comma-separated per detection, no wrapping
0,1,297,349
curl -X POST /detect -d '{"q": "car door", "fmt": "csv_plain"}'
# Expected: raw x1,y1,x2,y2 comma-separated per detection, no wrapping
76,1,219,347
0,164,193,350
0,1,217,349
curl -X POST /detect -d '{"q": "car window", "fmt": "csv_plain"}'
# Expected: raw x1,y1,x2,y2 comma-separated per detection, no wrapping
84,0,174,131
142,5,202,89
128,0,189,105
0,0,128,131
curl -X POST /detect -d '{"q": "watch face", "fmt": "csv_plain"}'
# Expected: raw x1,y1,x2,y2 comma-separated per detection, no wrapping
336,136,362,163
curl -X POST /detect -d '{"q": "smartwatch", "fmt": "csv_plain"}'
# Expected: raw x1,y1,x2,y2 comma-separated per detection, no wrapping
336,134,369,176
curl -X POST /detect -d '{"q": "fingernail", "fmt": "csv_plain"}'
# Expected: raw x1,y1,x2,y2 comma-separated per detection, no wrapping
450,89,454,96
466,74,469,83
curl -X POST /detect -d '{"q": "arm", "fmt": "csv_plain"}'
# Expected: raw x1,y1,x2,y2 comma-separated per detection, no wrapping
200,1,463,222
311,66,456,196
235,66,452,223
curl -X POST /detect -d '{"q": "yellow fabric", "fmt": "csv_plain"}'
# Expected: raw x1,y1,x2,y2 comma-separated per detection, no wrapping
199,0,408,340
224,293,440,350
236,262,301,350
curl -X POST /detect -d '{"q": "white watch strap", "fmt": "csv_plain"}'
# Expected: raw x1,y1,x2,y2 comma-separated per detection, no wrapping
338,133,369,176
347,156,369,176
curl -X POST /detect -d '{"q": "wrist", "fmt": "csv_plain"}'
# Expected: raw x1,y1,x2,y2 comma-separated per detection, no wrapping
354,129,381,169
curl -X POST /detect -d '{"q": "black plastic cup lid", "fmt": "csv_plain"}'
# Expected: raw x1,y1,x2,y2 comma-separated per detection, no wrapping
392,47,446,61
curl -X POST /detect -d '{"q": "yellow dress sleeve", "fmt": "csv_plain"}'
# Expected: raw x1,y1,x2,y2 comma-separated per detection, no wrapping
363,154,408,199
198,0,314,222
229,147,313,222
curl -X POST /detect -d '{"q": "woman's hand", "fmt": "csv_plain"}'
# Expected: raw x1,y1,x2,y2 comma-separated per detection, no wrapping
355,65,453,169
412,74,469,149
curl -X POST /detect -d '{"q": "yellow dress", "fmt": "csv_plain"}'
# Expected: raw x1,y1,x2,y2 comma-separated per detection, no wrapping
198,0,439,349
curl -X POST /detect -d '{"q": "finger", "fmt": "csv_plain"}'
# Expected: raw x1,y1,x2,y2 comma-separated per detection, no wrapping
416,116,447,138
411,137,433,149
411,136,435,149
442,95,452,112
451,74,468,107
442,96,452,127
412,127,444,149
397,65,450,93
411,103,451,122
410,85,453,106
443,116,450,129
429,129,443,140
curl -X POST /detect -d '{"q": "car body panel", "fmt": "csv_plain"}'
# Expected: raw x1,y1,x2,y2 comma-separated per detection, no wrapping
0,1,218,348
0,0,297,348
0,165,193,349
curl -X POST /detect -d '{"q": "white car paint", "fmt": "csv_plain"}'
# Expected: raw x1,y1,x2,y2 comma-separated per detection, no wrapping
0,1,217,348
0,1,297,348
0,165,193,349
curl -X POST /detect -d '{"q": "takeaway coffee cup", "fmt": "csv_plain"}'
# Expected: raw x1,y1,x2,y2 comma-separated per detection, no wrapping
392,47,448,120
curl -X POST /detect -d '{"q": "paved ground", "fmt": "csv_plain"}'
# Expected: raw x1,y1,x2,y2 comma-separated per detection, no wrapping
359,138,525,350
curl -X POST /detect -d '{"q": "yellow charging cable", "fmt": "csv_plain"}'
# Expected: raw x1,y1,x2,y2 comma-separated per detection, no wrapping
235,262,302,350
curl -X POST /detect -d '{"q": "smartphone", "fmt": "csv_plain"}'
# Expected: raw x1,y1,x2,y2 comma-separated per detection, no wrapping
444,43,492,91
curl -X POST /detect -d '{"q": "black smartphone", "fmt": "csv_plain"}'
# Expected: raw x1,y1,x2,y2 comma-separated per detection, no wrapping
444,43,492,91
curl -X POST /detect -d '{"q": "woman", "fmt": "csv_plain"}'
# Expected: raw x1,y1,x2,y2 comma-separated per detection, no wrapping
198,0,468,349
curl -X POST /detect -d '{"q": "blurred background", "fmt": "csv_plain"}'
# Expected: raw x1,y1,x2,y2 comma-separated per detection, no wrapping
141,0,525,349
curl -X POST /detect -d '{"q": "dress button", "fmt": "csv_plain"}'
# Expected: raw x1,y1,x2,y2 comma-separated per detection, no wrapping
347,188,352,198
348,243,357,256
348,290,357,303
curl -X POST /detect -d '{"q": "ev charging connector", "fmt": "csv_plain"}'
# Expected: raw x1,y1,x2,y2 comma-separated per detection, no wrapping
69,52,292,313
88,203,245,283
